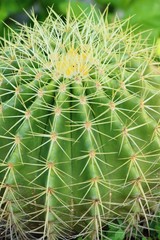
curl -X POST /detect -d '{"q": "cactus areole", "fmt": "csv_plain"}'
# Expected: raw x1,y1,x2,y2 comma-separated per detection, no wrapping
0,7,160,240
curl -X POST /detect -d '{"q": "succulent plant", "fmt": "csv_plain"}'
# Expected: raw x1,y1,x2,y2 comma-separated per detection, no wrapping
0,7,160,240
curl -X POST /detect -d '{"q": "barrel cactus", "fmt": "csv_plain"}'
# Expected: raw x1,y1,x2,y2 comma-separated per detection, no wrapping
0,7,160,240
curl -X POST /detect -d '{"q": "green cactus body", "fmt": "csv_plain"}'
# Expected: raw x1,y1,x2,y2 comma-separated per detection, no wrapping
0,8,160,239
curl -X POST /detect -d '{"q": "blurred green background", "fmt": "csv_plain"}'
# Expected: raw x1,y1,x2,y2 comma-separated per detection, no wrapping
0,0,160,44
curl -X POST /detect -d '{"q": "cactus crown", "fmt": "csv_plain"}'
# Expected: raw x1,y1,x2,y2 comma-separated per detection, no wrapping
0,6,160,240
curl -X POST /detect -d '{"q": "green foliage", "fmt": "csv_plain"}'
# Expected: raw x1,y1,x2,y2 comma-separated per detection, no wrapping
0,0,91,37
0,0,32,36
123,0,160,41
97,0,131,8
59,1,94,16
1,0,160,45
96,0,160,42
0,0,32,22
0,7,160,240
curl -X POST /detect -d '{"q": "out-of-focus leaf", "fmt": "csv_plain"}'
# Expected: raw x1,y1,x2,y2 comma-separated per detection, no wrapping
59,1,94,17
0,0,34,37
124,0,160,26
123,0,160,42
95,0,160,42
96,0,131,8
40,0,65,15
0,0,33,20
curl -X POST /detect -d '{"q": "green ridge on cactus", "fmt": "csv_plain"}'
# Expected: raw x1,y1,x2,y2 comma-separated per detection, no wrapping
0,6,160,240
